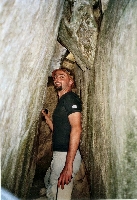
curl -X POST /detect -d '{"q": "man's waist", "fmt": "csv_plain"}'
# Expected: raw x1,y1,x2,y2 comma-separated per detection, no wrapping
52,144,68,152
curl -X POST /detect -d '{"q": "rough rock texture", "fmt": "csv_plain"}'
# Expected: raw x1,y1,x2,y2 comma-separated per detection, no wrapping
58,0,137,199
0,0,64,198
1,0,137,199
49,41,67,75
88,0,137,198
101,0,109,12
58,0,98,71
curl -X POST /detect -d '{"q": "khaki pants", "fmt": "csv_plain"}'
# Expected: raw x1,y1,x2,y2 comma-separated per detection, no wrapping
44,150,81,200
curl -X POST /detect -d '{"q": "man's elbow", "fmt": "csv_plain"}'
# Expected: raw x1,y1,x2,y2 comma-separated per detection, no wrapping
75,126,82,136
79,127,82,134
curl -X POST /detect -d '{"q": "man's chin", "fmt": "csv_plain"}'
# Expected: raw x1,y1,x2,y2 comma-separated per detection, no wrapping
54,86,62,91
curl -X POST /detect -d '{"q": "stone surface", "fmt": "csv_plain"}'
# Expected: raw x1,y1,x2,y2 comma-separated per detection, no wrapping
88,0,137,198
101,0,109,12
1,0,137,199
58,0,98,71
0,0,64,198
49,41,67,76
58,0,137,199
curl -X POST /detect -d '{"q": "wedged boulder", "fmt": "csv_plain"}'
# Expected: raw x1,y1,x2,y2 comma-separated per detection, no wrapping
58,0,98,71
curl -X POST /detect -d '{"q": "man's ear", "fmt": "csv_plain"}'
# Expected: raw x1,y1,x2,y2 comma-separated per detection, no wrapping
69,79,74,87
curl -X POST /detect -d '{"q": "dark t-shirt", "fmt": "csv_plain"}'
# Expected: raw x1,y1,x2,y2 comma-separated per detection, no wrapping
52,91,82,152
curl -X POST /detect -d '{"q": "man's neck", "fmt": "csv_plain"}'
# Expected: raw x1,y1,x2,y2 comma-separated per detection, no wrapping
58,88,71,99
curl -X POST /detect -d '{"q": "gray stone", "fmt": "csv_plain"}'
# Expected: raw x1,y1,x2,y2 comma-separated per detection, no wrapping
1,0,137,199
0,0,64,198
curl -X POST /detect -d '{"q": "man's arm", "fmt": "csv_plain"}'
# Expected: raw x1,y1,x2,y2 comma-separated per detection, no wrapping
42,110,53,131
58,112,82,189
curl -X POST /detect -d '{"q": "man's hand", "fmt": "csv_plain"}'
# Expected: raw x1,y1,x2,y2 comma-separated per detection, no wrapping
58,165,73,189
41,109,53,131
42,109,49,118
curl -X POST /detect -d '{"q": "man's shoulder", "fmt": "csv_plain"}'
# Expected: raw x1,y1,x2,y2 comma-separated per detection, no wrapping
66,91,80,99
63,91,82,106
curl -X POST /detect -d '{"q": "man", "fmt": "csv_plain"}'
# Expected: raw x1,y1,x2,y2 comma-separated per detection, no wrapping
42,68,82,200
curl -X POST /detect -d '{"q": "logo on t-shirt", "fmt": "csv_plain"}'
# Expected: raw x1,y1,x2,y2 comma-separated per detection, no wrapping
72,105,77,108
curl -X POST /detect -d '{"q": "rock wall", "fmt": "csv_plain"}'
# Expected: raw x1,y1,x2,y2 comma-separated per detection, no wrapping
58,0,137,199
89,0,137,198
1,0,137,199
0,0,64,197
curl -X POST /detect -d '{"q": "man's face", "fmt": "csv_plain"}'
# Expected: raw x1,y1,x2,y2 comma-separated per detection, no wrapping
53,70,73,91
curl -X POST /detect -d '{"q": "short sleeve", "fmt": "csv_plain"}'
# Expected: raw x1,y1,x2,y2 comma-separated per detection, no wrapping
63,92,82,116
